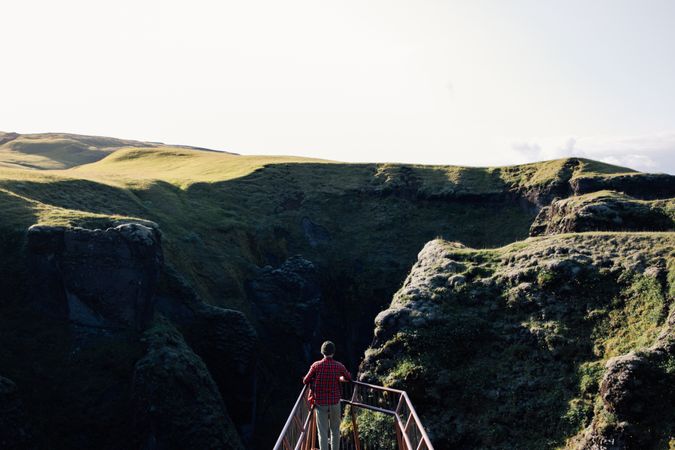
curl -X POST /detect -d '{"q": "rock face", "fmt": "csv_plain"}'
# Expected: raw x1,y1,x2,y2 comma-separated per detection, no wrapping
371,240,458,346
154,265,259,443
599,353,659,420
185,305,258,442
247,256,321,362
0,377,33,450
571,173,675,200
513,158,581,207
578,304,675,450
27,223,163,330
132,322,244,450
530,192,674,236
25,225,258,448
301,217,331,248
360,234,674,449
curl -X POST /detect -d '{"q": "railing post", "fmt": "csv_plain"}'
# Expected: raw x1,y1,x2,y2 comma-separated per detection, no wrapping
396,419,404,450
350,406,362,450
304,408,315,450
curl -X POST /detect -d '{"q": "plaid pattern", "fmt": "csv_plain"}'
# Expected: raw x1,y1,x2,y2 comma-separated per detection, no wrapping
303,357,351,405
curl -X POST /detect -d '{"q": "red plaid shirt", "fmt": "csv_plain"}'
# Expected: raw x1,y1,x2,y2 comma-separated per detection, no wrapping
303,357,351,405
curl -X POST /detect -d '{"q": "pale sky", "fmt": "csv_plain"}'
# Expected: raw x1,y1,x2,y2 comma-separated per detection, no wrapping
2,0,675,173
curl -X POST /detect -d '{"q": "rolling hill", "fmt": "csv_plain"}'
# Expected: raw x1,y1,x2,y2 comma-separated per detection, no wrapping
0,132,672,449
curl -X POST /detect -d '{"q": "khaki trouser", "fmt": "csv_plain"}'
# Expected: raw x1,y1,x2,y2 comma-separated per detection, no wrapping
316,403,341,450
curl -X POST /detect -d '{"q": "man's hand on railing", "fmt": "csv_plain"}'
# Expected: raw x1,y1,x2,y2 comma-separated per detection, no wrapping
339,376,349,382
305,386,315,408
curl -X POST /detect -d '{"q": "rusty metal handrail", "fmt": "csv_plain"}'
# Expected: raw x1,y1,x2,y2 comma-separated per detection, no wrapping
399,391,433,449
273,384,315,450
342,380,433,450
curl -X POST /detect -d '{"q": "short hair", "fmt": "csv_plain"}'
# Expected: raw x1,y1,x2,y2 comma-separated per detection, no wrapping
321,340,335,356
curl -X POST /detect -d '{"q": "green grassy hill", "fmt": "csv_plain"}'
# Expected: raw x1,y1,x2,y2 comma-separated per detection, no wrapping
0,131,233,170
0,132,671,449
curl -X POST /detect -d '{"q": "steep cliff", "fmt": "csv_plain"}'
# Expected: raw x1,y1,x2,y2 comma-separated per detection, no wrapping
0,133,673,449
132,321,243,450
1,221,253,449
27,223,163,330
360,235,674,449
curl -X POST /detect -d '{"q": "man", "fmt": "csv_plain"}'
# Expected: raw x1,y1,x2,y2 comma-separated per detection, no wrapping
303,340,351,450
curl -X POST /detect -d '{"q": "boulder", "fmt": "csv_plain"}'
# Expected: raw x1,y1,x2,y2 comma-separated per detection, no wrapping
600,353,661,420
577,422,631,450
579,346,674,449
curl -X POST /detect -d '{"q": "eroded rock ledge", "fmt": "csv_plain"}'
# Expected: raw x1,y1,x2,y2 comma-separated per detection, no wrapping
530,191,674,236
24,223,257,448
27,223,163,330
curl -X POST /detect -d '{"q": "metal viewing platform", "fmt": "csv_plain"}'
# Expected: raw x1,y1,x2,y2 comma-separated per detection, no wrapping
274,380,434,450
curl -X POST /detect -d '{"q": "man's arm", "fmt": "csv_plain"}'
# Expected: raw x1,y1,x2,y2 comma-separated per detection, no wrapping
340,363,352,382
303,364,316,385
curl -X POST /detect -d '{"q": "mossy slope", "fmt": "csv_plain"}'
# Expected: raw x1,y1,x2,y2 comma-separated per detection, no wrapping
360,234,674,449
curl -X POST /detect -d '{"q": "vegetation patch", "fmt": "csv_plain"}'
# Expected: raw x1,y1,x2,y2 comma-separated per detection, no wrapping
361,233,675,449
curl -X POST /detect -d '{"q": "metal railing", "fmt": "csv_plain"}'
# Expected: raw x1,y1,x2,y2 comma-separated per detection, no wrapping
274,380,434,450
273,384,316,450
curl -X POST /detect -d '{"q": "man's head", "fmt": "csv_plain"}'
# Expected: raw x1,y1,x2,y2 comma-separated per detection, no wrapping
321,340,335,357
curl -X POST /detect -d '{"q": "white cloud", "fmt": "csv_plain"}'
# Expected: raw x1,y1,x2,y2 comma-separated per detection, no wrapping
509,132,675,174
599,154,658,171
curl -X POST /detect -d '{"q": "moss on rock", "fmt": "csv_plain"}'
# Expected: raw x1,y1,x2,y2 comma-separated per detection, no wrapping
360,233,675,449
530,191,674,236
132,320,244,450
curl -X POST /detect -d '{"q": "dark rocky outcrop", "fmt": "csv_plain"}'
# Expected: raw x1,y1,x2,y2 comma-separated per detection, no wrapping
577,424,632,450
185,305,258,443
530,192,674,236
24,224,258,448
576,351,673,449
132,321,244,450
572,173,675,200
154,265,259,443
247,256,321,363
599,353,661,421
0,376,33,450
27,223,162,330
